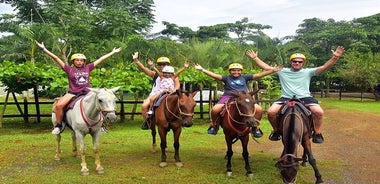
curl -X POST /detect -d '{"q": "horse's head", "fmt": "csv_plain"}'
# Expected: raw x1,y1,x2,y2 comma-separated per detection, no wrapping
229,91,258,128
89,87,119,122
275,154,303,184
175,90,197,127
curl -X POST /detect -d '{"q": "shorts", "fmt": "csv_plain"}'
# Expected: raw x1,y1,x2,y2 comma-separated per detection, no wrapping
274,97,319,106
216,95,233,104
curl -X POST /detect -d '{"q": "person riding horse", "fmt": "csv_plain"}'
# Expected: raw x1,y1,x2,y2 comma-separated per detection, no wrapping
194,62,281,138
36,41,121,134
247,46,345,143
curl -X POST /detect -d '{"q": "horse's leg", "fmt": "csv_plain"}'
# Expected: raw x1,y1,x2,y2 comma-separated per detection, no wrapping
158,127,168,167
54,134,61,160
76,132,89,175
173,127,183,167
92,132,104,174
301,148,308,166
241,136,253,178
302,140,323,183
71,131,78,157
225,136,234,177
151,121,157,153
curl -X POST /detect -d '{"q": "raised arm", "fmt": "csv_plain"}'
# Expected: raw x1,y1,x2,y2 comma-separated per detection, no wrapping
194,64,222,81
35,41,65,68
93,47,121,67
316,46,345,75
149,60,163,78
246,49,273,71
132,52,155,77
252,65,282,79
173,61,189,78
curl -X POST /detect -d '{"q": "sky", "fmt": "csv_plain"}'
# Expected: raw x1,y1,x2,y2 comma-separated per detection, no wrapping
151,0,380,38
1,0,380,38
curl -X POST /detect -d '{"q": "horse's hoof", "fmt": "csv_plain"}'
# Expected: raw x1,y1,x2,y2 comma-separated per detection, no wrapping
96,169,105,174
175,162,183,167
81,171,89,176
226,171,232,177
159,162,168,167
247,173,254,179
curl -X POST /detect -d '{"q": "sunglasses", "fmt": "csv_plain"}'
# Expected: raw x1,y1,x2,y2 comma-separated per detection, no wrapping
292,60,304,64
158,63,169,66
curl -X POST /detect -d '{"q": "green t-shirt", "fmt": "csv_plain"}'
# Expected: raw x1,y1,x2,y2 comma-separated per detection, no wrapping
277,68,317,98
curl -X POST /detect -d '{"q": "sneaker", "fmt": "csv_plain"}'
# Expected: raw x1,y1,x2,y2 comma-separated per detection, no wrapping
147,110,153,115
207,127,215,135
268,132,281,141
52,124,62,135
312,133,324,144
101,126,108,134
141,119,150,130
253,128,263,138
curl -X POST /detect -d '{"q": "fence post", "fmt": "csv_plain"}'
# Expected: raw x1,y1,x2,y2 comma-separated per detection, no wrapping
23,97,29,124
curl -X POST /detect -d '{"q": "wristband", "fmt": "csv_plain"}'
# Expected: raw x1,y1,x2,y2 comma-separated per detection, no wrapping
201,68,206,72
41,48,47,52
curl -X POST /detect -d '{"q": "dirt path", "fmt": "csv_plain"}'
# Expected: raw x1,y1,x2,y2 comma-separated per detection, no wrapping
252,108,380,183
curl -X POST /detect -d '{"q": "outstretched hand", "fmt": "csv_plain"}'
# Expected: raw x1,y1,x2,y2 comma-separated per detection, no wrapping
132,52,139,60
331,46,345,57
273,65,283,72
35,41,45,50
184,61,189,68
113,47,122,53
246,49,258,59
193,64,203,71
147,59,154,66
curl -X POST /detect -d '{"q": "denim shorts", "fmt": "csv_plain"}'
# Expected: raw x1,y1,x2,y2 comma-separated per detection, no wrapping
274,97,319,106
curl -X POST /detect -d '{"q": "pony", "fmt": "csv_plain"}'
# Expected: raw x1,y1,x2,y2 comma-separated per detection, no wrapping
274,97,323,184
149,90,197,167
219,91,259,177
52,87,119,175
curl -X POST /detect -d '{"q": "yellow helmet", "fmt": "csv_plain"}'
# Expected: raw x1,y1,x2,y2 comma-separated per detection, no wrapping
289,53,306,61
157,57,171,64
70,53,87,61
228,63,243,70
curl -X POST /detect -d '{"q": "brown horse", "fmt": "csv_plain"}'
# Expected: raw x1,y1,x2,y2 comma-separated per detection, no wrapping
275,97,323,184
219,91,259,177
149,90,197,167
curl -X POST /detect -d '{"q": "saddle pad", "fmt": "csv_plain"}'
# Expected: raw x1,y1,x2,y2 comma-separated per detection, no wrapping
153,93,169,107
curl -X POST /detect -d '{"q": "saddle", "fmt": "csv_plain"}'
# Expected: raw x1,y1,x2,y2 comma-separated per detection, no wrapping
277,97,314,137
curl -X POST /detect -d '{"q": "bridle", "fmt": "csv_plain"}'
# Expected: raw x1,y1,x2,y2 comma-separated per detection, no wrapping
79,93,116,132
165,93,194,120
226,99,257,125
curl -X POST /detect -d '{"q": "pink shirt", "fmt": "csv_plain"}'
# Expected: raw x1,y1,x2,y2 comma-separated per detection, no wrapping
63,63,95,94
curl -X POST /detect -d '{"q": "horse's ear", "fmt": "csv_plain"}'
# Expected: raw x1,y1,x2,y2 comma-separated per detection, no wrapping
190,91,198,97
110,86,120,93
249,89,259,96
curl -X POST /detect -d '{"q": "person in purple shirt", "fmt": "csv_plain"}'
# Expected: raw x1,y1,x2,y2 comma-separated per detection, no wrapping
194,63,281,137
35,41,121,134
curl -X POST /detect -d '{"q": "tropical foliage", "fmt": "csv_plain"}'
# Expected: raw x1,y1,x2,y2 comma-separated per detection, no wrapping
0,1,379,100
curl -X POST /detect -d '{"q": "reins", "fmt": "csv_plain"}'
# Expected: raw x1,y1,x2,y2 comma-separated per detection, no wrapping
225,99,257,138
165,93,194,120
79,93,117,132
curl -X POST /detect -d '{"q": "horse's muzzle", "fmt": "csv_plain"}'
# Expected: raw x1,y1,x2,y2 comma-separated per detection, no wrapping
104,112,117,122
182,119,193,127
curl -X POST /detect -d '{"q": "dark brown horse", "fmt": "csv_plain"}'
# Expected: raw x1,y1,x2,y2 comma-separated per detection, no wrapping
150,90,197,167
219,91,259,177
275,97,323,184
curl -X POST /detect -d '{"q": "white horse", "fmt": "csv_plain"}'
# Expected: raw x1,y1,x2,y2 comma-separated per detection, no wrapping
52,87,119,175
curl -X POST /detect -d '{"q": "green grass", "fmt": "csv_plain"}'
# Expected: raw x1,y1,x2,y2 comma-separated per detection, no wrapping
318,97,380,115
0,97,378,183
